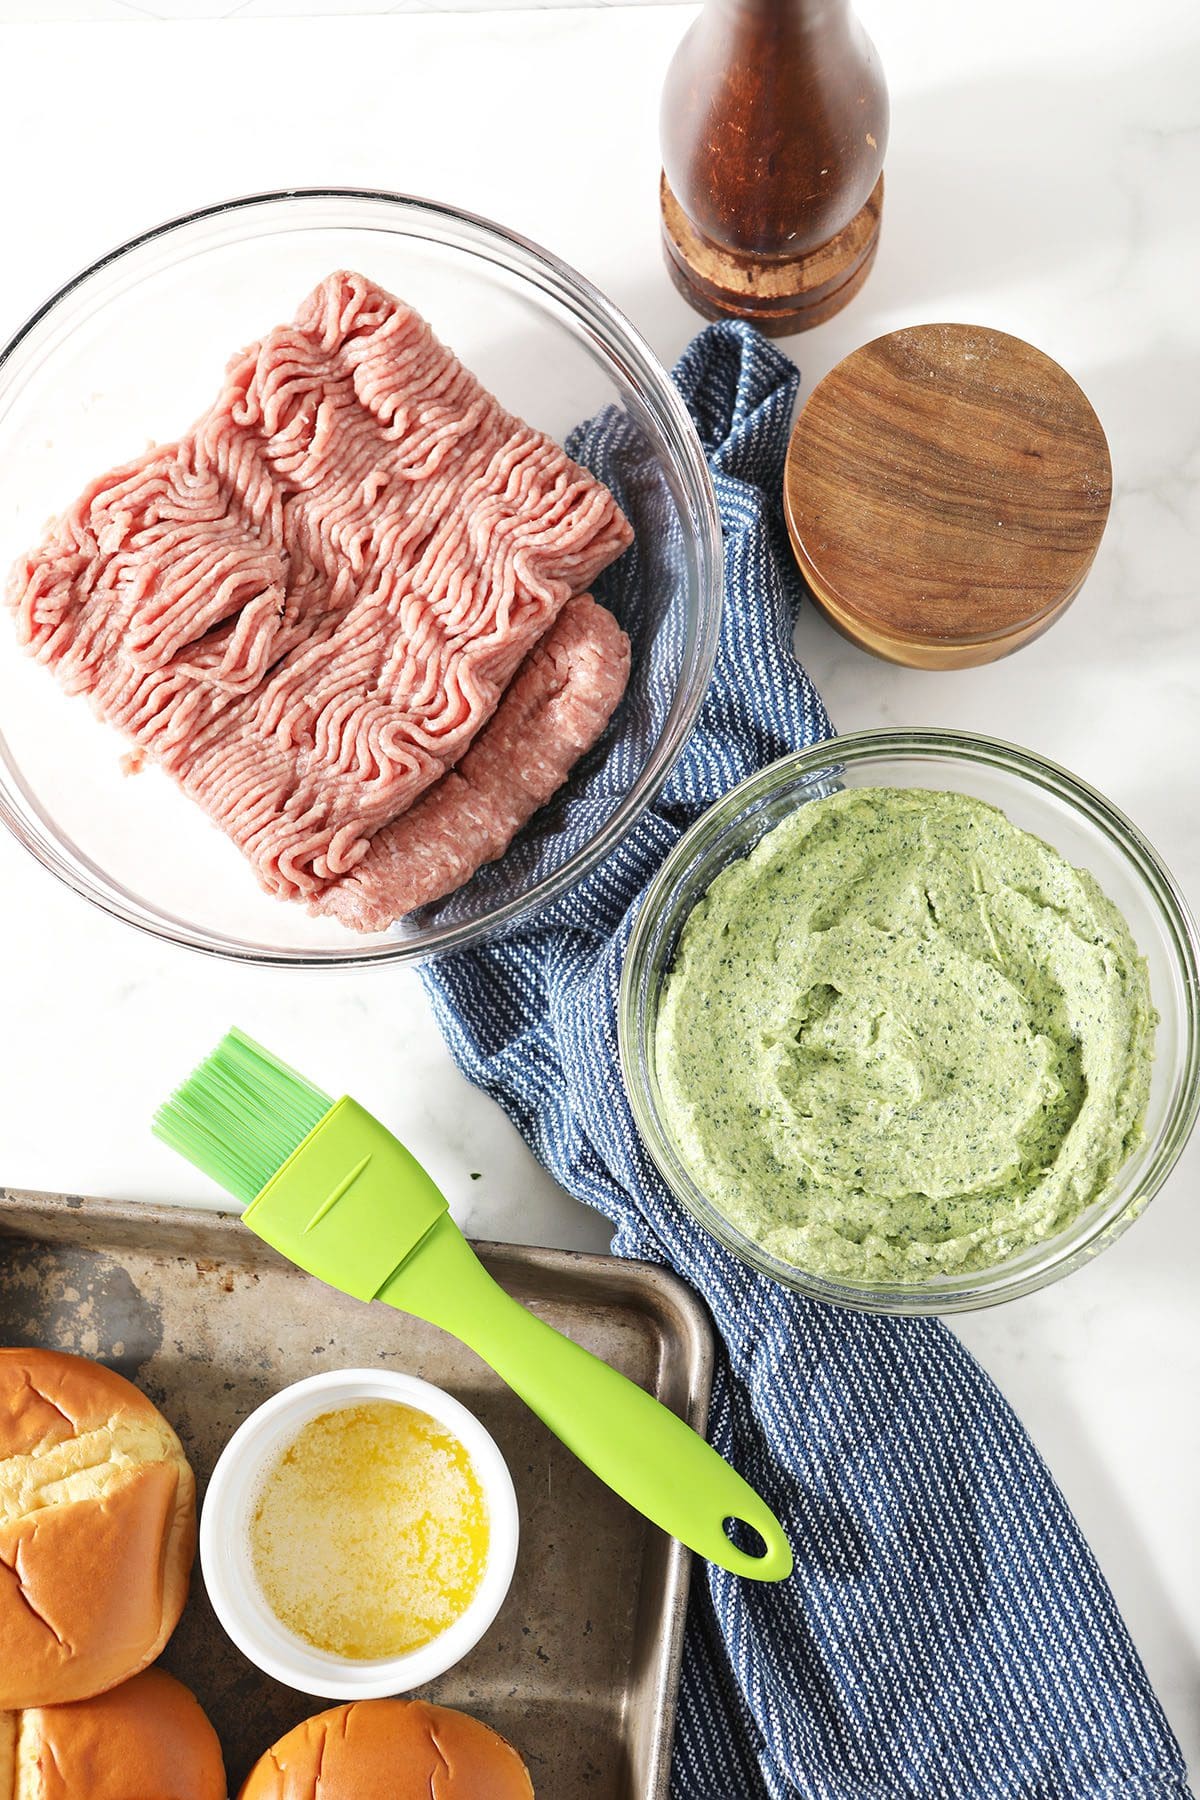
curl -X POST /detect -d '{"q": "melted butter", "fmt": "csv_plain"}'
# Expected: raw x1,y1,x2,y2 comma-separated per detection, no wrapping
249,1400,490,1660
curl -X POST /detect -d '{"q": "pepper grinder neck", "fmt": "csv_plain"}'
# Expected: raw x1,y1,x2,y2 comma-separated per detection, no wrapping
660,0,889,333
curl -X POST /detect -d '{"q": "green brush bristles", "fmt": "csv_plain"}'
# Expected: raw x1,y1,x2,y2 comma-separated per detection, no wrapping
153,1028,333,1207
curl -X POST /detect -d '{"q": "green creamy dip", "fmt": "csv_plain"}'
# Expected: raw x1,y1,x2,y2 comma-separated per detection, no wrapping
656,788,1156,1283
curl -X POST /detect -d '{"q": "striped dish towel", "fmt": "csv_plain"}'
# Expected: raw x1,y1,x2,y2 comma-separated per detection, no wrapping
421,323,1191,1799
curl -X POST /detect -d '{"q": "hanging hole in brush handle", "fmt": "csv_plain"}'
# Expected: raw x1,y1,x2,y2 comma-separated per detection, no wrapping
710,1502,791,1582
725,1517,769,1558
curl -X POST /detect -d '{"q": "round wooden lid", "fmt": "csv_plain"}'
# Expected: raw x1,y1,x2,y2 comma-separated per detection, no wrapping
783,324,1112,669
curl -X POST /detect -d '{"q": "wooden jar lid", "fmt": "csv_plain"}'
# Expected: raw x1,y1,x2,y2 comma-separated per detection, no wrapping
783,324,1112,669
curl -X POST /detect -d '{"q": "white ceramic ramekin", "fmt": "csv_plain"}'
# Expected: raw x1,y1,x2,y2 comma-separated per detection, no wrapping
199,1368,519,1699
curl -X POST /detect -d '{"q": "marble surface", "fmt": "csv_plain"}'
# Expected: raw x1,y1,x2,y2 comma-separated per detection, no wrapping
0,0,675,16
0,0,1197,1771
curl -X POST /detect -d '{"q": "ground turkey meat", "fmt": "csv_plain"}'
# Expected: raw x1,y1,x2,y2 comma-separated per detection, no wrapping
6,272,633,924
316,593,630,930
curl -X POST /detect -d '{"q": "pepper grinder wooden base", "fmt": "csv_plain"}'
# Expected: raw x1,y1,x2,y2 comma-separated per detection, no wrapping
661,173,884,336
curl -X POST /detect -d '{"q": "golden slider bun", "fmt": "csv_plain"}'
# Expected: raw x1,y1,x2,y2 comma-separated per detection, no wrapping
0,1348,196,1707
238,1699,535,1800
0,1666,225,1800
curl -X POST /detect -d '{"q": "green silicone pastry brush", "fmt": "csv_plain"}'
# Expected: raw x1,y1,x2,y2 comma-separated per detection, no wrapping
154,1028,792,1582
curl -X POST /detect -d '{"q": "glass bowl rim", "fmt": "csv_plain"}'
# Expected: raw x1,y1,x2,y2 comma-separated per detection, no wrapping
0,186,724,968
618,726,1200,1314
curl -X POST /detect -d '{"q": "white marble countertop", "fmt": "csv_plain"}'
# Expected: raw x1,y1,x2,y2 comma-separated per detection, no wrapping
0,0,1197,1771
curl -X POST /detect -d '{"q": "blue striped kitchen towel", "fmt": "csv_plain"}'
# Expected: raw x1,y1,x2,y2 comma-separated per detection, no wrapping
420,322,1191,1799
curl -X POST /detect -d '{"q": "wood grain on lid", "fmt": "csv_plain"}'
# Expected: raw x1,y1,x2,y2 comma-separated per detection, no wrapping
783,324,1112,667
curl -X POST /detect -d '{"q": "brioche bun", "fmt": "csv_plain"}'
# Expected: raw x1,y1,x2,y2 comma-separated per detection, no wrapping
0,1348,196,1707
0,1665,225,1799
238,1699,534,1799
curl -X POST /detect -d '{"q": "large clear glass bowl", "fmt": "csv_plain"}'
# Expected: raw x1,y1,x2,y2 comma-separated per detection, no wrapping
0,190,721,966
619,730,1200,1314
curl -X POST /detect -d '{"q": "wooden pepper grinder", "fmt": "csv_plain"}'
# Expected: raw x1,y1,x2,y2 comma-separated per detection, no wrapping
661,0,889,334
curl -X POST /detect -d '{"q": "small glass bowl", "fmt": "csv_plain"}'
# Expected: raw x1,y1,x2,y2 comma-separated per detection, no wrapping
619,729,1200,1314
200,1368,519,1700
0,189,721,966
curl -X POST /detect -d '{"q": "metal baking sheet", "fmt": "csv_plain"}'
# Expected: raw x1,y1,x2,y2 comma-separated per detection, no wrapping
0,1191,714,1799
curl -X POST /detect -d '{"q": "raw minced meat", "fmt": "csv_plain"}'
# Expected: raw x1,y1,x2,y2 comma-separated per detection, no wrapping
6,272,632,925
316,593,631,931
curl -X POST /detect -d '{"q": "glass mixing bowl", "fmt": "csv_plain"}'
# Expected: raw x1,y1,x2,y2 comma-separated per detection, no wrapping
620,729,1200,1314
0,190,721,966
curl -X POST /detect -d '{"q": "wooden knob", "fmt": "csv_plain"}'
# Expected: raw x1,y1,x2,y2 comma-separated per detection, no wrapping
783,324,1113,668
660,0,888,334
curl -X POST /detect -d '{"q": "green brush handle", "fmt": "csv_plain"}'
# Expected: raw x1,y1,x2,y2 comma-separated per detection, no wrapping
163,1040,789,1582
379,1215,792,1582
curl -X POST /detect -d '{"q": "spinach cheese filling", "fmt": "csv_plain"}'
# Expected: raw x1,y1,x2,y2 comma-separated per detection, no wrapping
655,788,1156,1282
